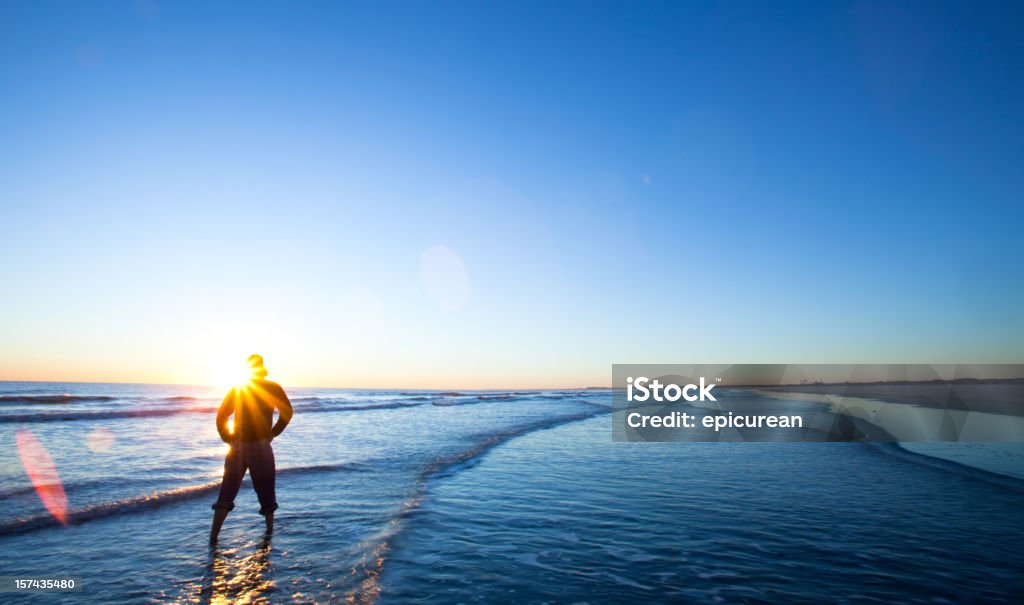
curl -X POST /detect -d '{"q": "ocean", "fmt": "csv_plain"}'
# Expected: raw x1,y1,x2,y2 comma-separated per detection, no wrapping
1,381,1022,603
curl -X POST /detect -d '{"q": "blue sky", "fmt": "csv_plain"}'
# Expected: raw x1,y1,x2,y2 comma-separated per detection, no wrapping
1,1,1022,387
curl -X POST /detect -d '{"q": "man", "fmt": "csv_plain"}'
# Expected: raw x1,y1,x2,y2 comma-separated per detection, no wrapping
210,354,293,544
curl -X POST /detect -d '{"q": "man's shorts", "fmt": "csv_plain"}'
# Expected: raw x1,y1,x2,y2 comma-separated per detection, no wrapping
211,440,278,516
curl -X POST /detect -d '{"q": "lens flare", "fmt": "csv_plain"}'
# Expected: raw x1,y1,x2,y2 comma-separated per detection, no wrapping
419,244,470,311
16,430,69,525
86,428,116,453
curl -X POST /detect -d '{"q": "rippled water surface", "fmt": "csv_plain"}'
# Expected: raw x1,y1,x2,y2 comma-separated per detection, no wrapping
383,417,1024,603
1,381,1022,603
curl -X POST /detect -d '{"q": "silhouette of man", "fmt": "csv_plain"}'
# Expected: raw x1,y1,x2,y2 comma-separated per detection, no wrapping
210,354,293,544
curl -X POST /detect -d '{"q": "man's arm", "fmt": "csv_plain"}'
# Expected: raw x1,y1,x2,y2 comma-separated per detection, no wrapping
216,390,235,443
271,386,293,438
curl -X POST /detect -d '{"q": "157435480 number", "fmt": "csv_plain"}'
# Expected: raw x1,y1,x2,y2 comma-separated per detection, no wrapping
0,576,82,592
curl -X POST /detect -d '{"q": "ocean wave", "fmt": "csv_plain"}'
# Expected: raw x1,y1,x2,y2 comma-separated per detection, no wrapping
0,398,434,423
0,395,117,405
0,476,171,501
424,410,609,479
0,480,224,535
345,401,427,411
431,392,557,406
296,399,428,413
399,392,473,400
432,396,517,407
0,462,368,536
871,442,1024,494
155,395,218,405
0,406,222,423
0,483,55,499
432,399,477,407
302,400,429,413
343,407,612,602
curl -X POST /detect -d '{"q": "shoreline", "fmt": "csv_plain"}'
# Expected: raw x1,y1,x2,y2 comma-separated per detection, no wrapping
756,384,1024,418
757,388,1024,481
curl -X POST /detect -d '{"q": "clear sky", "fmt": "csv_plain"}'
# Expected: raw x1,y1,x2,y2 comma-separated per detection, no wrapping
1,1,1022,388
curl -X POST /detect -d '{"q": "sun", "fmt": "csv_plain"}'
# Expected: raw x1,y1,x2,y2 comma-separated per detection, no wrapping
208,359,256,391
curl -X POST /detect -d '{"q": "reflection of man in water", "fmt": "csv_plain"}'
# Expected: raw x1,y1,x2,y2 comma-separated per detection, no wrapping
210,354,293,544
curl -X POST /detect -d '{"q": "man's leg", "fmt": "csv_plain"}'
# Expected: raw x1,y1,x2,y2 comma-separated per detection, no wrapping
210,508,230,544
249,442,278,536
210,446,245,544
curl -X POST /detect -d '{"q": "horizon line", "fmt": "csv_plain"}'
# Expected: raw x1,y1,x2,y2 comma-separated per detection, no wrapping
0,377,613,391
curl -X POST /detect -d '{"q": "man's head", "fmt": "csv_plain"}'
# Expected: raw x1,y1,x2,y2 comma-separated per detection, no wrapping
247,354,269,379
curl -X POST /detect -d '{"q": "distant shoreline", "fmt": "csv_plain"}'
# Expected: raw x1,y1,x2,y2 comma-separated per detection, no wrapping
735,377,1024,387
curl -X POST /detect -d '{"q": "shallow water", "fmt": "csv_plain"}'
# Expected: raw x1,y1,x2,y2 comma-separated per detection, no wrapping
1,382,1022,603
383,417,1024,603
